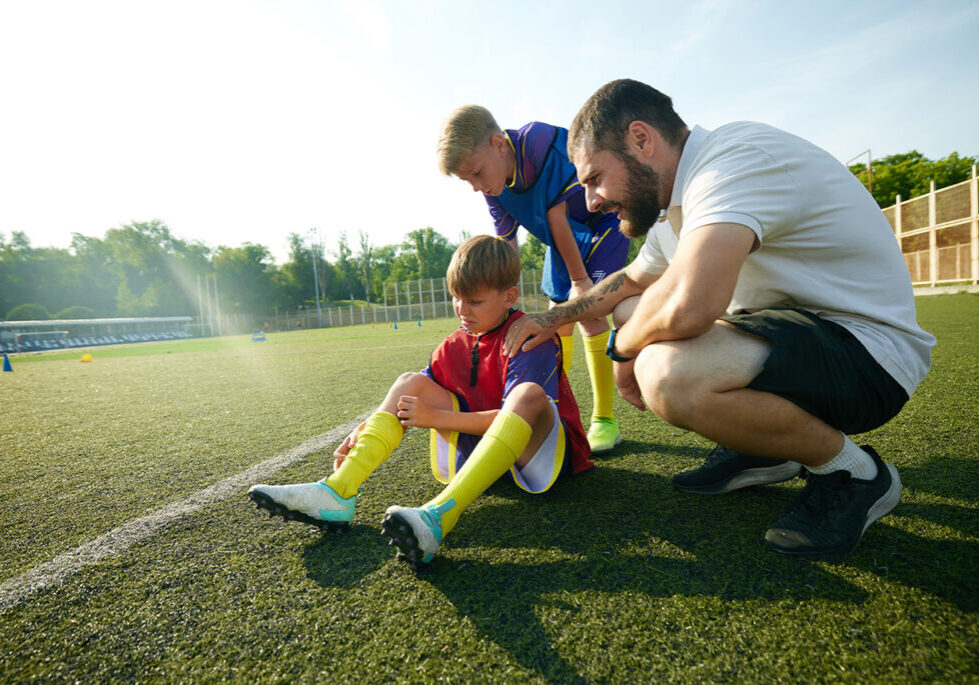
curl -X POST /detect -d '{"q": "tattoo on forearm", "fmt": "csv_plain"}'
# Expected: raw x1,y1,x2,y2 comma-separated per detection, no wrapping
539,271,628,326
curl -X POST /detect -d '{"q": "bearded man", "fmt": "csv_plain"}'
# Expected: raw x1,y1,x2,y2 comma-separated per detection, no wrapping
505,78,934,559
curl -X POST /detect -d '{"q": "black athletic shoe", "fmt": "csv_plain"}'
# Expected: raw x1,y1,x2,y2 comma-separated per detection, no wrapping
672,445,802,495
764,446,901,558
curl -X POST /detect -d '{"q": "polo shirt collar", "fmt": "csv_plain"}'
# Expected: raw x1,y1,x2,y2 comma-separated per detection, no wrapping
662,125,709,232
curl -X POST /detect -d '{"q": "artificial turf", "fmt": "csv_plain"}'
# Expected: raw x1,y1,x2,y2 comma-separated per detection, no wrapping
0,295,976,682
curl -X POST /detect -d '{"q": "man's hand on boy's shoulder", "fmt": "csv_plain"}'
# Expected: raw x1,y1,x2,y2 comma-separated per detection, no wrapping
504,312,559,357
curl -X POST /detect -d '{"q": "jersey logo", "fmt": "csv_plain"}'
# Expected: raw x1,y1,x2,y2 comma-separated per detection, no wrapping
590,270,606,282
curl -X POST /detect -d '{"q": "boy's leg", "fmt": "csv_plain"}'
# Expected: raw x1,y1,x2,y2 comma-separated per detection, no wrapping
249,372,453,529
578,228,629,453
381,382,553,568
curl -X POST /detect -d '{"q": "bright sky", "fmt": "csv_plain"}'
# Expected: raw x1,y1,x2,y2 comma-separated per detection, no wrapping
1,0,976,264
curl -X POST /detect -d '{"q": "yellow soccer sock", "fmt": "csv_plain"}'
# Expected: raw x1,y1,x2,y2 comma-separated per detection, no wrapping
325,411,403,498
583,330,614,419
426,410,532,536
559,334,574,374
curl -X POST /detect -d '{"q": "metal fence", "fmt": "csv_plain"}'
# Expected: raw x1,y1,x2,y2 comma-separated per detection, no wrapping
882,165,979,286
215,269,553,334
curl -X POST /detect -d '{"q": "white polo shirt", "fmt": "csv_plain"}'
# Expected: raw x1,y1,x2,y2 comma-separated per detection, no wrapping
636,122,934,396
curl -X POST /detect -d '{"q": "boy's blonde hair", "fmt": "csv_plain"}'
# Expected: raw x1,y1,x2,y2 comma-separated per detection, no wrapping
437,105,502,176
446,235,520,298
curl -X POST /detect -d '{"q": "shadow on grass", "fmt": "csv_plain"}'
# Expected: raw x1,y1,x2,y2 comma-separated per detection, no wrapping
300,441,978,681
898,456,979,504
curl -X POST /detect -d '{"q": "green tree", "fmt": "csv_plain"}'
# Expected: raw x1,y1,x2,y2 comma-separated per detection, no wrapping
212,243,278,315
404,227,455,280
850,150,978,207
518,233,546,271
54,305,97,319
6,303,51,320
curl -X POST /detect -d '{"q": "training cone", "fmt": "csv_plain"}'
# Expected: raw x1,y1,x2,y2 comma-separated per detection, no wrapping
417,319,421,327
394,321,398,330
80,353,93,363
2,353,11,372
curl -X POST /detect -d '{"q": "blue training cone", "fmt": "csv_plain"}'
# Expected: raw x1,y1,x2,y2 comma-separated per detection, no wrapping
417,319,421,327
2,353,12,372
394,321,398,330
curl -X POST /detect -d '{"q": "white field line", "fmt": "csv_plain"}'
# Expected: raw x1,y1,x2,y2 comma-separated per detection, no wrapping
0,414,369,614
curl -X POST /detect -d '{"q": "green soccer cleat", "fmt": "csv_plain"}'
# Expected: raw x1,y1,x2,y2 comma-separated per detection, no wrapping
248,480,356,532
587,416,622,455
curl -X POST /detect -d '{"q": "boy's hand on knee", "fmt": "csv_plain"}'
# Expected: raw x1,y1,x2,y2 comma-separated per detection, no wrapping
396,395,435,428
333,421,367,470
614,359,646,410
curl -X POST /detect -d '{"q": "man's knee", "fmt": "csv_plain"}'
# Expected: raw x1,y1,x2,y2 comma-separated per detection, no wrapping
634,343,707,429
612,295,641,328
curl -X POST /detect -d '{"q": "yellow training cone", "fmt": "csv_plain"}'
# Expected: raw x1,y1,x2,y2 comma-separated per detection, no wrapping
80,353,93,363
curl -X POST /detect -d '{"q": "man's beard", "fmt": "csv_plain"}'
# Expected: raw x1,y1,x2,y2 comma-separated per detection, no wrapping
613,152,664,239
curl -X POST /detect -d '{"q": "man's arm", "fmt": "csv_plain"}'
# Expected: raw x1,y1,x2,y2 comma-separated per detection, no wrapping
613,223,755,357
504,260,655,356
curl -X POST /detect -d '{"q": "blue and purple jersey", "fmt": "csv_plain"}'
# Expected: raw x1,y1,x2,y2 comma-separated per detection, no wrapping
485,122,619,242
483,122,628,301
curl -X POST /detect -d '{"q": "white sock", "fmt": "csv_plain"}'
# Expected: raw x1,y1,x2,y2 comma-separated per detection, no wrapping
808,434,878,480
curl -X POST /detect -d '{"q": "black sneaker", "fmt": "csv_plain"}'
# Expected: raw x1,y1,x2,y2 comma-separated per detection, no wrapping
764,446,901,558
672,445,802,495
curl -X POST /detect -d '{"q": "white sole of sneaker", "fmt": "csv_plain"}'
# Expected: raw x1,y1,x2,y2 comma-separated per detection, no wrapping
715,460,803,494
862,464,902,534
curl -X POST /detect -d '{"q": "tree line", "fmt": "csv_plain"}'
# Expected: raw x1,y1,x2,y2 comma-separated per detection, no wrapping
2,149,973,321
0,220,550,321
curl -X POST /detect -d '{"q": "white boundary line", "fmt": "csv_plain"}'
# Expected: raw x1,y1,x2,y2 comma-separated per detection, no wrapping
0,414,369,614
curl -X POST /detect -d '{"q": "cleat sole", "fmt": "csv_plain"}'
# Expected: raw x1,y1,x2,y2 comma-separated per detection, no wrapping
247,490,351,533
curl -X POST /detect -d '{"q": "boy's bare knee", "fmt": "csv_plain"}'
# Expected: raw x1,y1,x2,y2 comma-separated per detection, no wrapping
503,382,551,418
392,371,429,392
612,295,641,328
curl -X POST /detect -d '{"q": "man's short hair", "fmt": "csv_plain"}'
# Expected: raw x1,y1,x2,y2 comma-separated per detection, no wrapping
447,235,520,297
437,105,502,176
569,79,687,156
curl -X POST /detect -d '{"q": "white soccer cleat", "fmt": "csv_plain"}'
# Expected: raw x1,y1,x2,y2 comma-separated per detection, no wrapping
248,481,356,532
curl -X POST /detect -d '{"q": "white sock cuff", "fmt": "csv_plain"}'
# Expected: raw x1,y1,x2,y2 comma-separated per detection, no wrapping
808,435,877,480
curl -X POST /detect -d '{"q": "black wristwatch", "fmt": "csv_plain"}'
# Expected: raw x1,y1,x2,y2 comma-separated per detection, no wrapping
605,328,634,362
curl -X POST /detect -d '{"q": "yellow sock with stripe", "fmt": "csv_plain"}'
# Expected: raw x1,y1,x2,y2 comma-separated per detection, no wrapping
425,410,532,536
325,411,403,498
559,334,574,374
583,330,614,419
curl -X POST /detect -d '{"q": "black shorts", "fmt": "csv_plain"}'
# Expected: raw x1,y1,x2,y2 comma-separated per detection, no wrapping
722,308,909,434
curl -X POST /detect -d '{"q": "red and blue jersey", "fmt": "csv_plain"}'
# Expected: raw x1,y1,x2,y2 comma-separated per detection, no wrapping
422,309,593,474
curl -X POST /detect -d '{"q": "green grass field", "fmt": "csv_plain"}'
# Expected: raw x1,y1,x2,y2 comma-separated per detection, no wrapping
1,296,977,682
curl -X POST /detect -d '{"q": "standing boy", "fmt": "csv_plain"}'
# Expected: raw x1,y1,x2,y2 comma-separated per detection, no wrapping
437,105,629,454
249,236,592,570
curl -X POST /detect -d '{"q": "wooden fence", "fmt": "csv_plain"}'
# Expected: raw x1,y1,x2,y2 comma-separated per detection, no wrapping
882,165,979,286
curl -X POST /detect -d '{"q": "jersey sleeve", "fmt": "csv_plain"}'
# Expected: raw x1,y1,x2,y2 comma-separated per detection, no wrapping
503,337,561,401
486,195,519,241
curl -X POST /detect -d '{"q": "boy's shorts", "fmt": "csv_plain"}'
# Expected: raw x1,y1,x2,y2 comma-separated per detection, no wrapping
430,395,569,493
544,225,629,303
722,308,909,435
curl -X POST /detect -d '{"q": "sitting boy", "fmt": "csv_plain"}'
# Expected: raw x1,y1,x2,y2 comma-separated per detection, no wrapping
248,235,593,570
437,105,629,454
